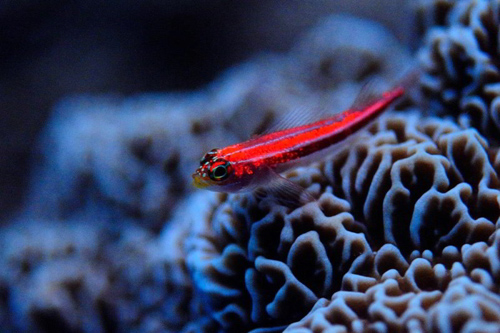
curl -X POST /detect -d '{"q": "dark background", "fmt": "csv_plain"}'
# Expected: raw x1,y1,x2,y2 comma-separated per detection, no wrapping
0,0,412,218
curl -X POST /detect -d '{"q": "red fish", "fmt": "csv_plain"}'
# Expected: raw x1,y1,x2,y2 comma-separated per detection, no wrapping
192,86,404,203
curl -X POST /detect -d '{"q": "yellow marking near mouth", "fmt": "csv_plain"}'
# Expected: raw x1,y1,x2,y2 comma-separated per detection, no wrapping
192,175,210,189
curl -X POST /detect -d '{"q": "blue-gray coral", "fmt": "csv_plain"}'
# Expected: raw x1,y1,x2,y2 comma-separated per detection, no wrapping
2,2,500,333
0,220,112,332
327,113,499,253
176,112,500,331
285,229,500,332
419,0,500,142
286,267,500,332
0,218,200,332
184,191,368,330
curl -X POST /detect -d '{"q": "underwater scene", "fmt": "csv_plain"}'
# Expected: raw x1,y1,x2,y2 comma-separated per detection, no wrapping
1,0,500,332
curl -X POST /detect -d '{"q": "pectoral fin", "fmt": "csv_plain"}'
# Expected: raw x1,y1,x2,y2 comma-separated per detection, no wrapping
254,168,315,208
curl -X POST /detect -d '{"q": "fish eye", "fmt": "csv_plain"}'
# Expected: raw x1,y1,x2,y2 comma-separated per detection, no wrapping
209,160,231,181
213,166,227,179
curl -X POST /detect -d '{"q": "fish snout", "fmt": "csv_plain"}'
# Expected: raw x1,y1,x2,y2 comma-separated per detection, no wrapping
192,173,210,189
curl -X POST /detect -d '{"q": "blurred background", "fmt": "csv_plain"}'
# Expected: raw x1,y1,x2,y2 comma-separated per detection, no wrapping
0,0,414,218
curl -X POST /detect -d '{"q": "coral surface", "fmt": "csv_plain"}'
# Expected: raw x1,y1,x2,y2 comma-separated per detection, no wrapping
0,220,112,331
176,113,500,331
419,0,500,143
1,1,500,332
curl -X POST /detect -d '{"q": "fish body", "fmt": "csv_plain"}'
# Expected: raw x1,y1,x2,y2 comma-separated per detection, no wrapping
192,86,404,193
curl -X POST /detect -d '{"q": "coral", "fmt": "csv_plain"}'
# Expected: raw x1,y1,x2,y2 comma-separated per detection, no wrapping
285,232,500,332
418,0,500,143
325,112,499,253
3,4,499,333
184,190,369,331
0,220,113,332
175,112,500,331
285,269,500,332
0,219,199,332
280,108,500,332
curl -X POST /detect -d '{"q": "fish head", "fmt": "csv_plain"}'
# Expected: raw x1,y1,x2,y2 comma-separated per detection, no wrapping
192,148,234,191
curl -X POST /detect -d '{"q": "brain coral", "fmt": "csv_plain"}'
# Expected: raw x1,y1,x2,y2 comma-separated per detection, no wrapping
418,0,500,143
285,231,500,332
285,261,500,332
8,5,500,332
0,220,112,332
325,112,499,253
0,218,199,332
184,190,368,331
170,112,500,331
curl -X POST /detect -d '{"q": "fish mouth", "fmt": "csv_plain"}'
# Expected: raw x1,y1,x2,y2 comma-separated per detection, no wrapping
192,174,210,189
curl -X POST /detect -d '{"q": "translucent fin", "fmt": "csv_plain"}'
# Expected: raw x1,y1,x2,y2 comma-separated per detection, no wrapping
263,79,389,135
254,169,315,208
261,68,421,135
350,79,387,111
351,67,422,111
259,104,322,135
396,67,422,92
395,67,423,107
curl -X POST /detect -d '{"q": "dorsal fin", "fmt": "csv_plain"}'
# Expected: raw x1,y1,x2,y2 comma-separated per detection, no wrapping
259,68,420,136
350,79,387,111
259,84,358,135
258,103,323,136
351,67,421,111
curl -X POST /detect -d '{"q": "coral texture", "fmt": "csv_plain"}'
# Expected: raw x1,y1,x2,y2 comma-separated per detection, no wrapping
185,191,366,330
419,0,500,143
326,113,499,253
0,218,199,332
178,112,500,331
285,264,500,332
286,231,500,332
0,220,112,332
2,2,500,333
